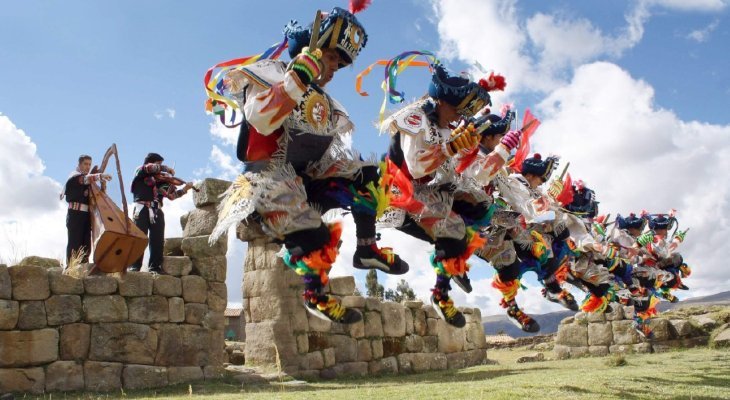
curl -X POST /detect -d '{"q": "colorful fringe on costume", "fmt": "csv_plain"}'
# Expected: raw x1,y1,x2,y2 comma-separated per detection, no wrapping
330,180,388,218
430,229,486,277
581,293,610,313
379,158,424,214
492,275,521,303
283,222,343,285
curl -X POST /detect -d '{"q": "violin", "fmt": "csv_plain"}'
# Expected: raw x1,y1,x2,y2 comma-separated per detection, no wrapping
155,171,200,192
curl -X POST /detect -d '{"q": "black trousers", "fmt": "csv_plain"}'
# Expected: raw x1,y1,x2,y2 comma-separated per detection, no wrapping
132,206,165,270
66,209,91,264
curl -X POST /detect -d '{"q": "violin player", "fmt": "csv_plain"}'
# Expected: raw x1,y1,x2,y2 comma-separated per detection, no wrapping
61,154,112,266
128,152,194,274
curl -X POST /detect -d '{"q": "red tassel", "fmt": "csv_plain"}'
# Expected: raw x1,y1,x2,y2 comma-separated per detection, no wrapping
478,72,507,92
349,0,372,13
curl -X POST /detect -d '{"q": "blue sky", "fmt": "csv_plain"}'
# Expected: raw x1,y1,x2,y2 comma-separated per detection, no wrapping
2,0,729,316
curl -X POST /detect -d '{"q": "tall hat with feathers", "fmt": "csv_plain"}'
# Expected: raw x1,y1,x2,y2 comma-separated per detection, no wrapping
521,153,559,181
479,105,516,137
566,181,599,218
647,213,676,230
284,6,368,67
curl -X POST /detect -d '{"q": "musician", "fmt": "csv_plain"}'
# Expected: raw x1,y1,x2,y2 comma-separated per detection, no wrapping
61,154,112,266
129,152,193,274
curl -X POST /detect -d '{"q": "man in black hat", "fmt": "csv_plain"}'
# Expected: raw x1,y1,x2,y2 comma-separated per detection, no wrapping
62,154,112,266
129,152,194,274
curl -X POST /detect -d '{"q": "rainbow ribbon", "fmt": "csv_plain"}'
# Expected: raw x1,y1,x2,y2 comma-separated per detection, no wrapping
203,38,289,126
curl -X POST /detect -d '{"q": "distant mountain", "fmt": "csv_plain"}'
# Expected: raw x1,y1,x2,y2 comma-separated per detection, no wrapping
482,290,730,338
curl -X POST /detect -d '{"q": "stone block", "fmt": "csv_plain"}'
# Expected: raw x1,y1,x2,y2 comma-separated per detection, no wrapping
84,361,123,391
396,353,413,373
357,338,373,361
296,333,309,353
0,367,45,394
466,322,487,349
128,296,169,323
588,322,613,346
152,275,182,297
561,316,575,325
381,302,407,337
382,336,404,357
0,329,58,367
203,365,226,380
669,319,694,338
300,351,324,370
45,295,82,326
192,256,227,282
612,320,642,345
162,256,193,276
623,305,635,320
404,300,423,309
164,237,184,256
604,304,624,321
413,308,427,336
118,271,153,297
571,346,589,358
412,352,447,372
609,344,633,354
342,295,367,309
423,336,439,353
446,352,468,369
405,335,424,352
17,300,47,329
587,311,606,323
405,308,414,334
203,309,225,330
682,336,709,348
648,319,671,341
323,348,336,368
633,342,653,354
154,324,215,366
230,350,245,365
168,366,204,385
574,312,588,323
556,323,588,347
207,282,227,312
427,319,438,336
369,356,399,375
691,313,718,330
0,299,19,329
712,326,730,347
371,338,383,359
365,297,382,311
193,178,231,207
9,265,49,300
422,304,438,319
19,256,60,269
589,346,610,357
182,275,208,303
183,206,218,237
244,320,298,366
0,264,11,299
364,311,383,337
60,323,91,360
48,270,83,294
463,349,487,367
290,304,309,333
329,334,358,363
83,275,118,295
553,344,571,360
328,276,356,296
84,295,128,322
89,323,158,364
46,360,84,392
243,269,289,298
123,364,168,389
436,319,466,353
185,303,208,325
345,319,365,339
334,361,368,377
169,297,185,322
63,262,94,279
181,235,227,258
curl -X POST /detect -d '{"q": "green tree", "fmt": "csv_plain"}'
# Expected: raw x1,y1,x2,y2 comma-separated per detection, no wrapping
384,279,417,303
365,269,384,299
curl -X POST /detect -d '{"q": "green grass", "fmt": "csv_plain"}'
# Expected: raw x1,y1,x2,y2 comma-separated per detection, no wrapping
24,348,730,400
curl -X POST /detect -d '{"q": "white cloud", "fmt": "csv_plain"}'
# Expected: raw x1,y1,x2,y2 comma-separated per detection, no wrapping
687,19,721,42
533,61,730,297
153,108,177,120
0,114,67,264
209,121,239,147
210,145,239,180
646,0,728,12
165,108,176,119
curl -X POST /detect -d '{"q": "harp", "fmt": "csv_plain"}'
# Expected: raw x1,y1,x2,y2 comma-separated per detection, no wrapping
88,144,148,273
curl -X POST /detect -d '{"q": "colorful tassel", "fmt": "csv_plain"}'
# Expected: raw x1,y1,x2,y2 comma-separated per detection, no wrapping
492,275,521,302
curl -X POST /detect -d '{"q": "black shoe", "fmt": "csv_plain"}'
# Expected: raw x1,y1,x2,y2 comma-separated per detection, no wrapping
507,304,540,333
430,295,466,328
148,267,168,275
304,295,362,324
353,244,409,275
543,289,579,311
452,274,473,293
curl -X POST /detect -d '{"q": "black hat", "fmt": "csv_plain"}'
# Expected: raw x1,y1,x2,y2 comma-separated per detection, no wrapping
144,153,164,164
616,213,646,230
521,153,558,181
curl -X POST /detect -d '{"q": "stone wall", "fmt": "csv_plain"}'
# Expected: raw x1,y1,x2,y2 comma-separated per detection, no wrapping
553,305,710,359
0,178,230,394
238,225,488,380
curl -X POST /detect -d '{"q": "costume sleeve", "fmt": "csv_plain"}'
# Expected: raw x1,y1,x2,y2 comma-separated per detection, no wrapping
231,61,307,135
387,121,447,179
